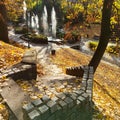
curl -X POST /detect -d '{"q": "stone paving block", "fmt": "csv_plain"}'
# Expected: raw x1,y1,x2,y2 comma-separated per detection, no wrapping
38,105,49,120
71,93,78,97
47,100,57,113
23,103,34,113
77,96,85,102
87,86,93,91
87,78,92,82
58,100,67,109
64,92,71,97
32,99,43,107
76,100,81,105
81,93,89,101
82,74,88,79
42,95,50,102
74,89,84,96
87,81,93,87
57,93,66,100
81,82,87,88
81,86,86,91
51,96,59,102
70,94,77,101
28,110,40,120
86,90,92,101
38,105,49,114
64,97,74,108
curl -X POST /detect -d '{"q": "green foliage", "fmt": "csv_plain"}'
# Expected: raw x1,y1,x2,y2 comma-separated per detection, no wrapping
88,41,98,50
89,41,120,55
22,33,48,44
25,0,38,10
107,45,120,55
14,26,28,34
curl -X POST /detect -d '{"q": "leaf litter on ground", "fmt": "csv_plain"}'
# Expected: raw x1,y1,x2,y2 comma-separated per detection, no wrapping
51,48,120,120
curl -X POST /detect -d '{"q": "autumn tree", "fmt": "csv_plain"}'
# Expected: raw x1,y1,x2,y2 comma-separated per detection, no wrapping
0,0,9,43
88,0,114,72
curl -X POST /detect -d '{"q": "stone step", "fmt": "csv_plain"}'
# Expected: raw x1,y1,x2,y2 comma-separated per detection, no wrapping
1,78,31,120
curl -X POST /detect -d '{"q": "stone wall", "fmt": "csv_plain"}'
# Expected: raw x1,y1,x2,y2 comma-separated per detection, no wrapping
22,66,94,120
0,62,37,80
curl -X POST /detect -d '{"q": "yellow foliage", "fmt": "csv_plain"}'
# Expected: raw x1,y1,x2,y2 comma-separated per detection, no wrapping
51,48,120,119
0,40,25,69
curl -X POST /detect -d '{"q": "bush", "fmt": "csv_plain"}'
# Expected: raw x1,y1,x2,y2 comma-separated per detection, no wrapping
107,45,120,55
88,41,98,50
89,41,120,55
21,33,48,44
64,30,81,44
14,26,28,34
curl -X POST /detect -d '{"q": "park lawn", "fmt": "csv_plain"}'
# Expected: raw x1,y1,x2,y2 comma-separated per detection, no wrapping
51,48,120,120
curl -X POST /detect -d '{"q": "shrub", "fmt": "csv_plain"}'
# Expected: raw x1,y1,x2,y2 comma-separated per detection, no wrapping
88,41,98,51
21,33,48,44
14,26,28,34
64,30,81,44
107,45,120,55
89,41,120,55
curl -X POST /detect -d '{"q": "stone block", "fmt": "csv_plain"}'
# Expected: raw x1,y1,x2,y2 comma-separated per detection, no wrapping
23,103,34,113
80,87,86,91
87,79,92,82
64,97,74,108
82,74,88,79
51,96,59,102
58,100,67,109
77,96,85,103
7,62,37,80
81,81,87,88
86,86,92,91
70,94,77,101
38,105,49,114
74,89,84,96
32,99,43,107
57,93,66,100
22,49,37,64
28,110,40,120
38,105,49,120
42,95,50,102
87,81,93,88
81,93,89,100
47,100,57,113
77,100,81,105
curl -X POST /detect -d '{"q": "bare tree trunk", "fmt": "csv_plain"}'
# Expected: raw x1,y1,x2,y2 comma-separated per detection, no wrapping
88,0,114,73
0,1,9,43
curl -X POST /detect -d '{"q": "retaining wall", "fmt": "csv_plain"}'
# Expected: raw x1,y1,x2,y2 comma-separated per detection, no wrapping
0,62,37,80
22,66,94,120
